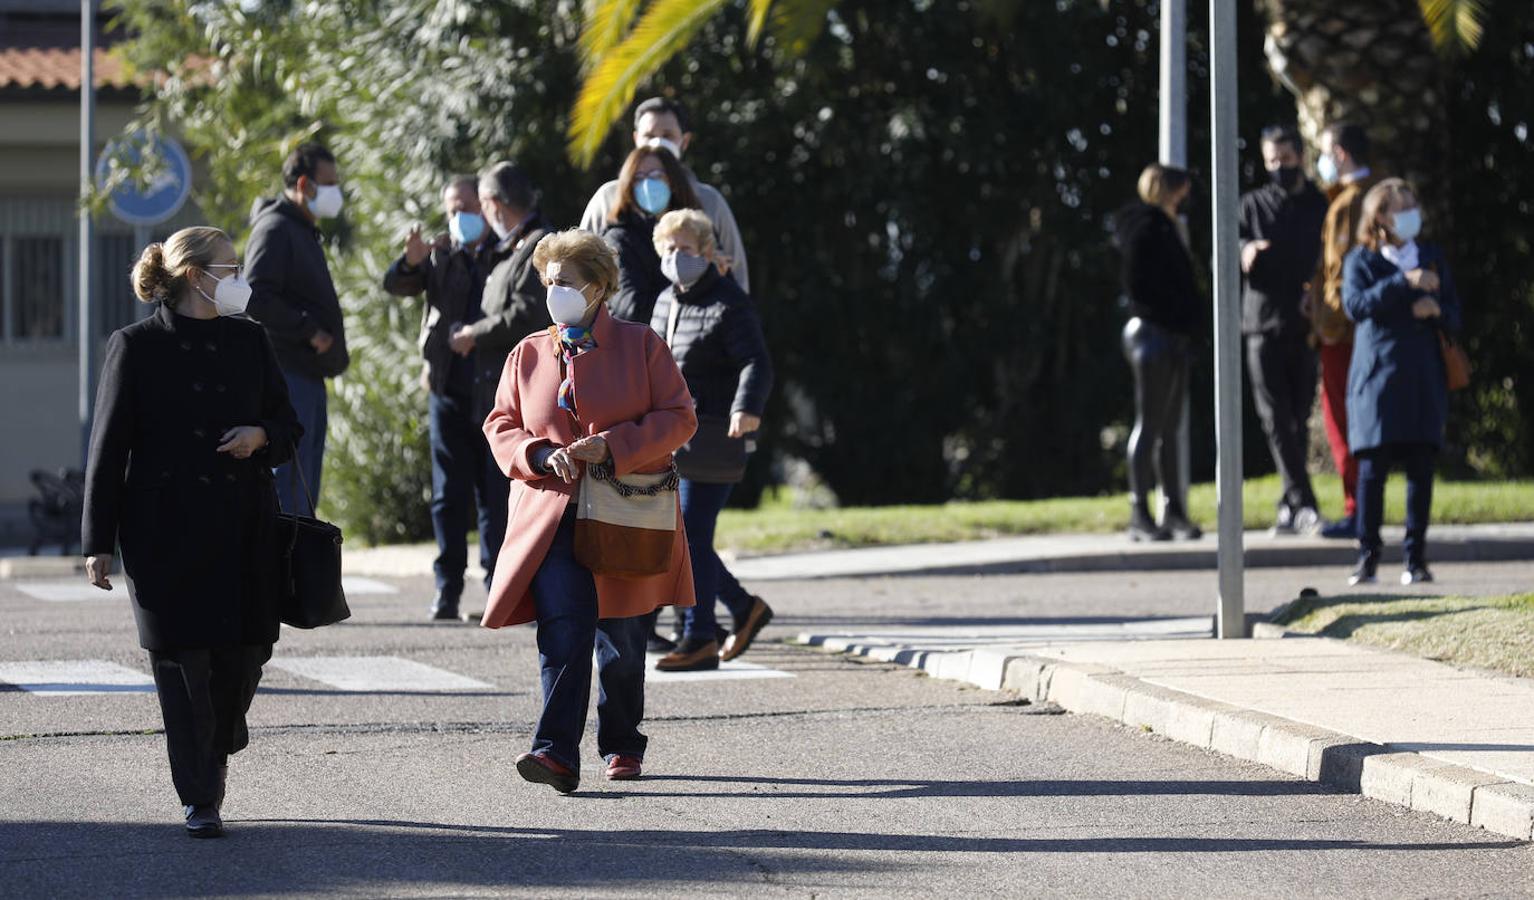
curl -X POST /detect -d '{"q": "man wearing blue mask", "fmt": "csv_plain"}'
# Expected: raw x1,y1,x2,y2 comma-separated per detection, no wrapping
580,96,750,293
247,142,349,521
382,175,507,621
1239,125,1330,536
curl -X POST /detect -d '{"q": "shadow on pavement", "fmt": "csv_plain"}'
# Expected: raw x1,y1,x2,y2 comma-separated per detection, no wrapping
619,775,1338,800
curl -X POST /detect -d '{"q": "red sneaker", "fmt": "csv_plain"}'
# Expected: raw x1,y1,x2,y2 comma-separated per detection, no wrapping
605,754,643,781
516,752,579,794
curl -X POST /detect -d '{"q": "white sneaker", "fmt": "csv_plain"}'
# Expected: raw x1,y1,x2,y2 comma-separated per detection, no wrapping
1291,507,1323,535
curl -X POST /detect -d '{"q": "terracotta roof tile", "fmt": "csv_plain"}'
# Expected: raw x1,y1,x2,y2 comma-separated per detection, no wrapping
0,45,134,91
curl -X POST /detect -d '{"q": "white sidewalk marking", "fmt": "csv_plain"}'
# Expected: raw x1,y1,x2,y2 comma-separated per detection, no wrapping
645,655,795,683
339,576,398,596
267,656,492,692
12,582,113,602
0,660,154,695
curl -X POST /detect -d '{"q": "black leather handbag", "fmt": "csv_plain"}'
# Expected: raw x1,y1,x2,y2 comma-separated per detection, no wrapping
275,445,350,629
674,414,749,484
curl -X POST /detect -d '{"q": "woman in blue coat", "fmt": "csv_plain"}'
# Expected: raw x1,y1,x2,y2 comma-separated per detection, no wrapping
1341,179,1461,586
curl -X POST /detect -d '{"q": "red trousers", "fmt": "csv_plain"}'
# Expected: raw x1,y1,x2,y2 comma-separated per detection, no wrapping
1319,341,1358,517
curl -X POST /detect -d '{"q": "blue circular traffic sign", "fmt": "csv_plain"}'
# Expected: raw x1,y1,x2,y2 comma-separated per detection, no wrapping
95,134,193,227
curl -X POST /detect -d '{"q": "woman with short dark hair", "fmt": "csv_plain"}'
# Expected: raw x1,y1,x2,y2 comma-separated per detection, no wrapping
83,226,301,838
1342,178,1462,586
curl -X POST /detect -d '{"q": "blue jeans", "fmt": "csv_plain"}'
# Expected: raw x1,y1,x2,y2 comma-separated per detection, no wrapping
274,370,327,516
429,390,508,600
530,509,648,772
1356,442,1436,566
679,480,754,642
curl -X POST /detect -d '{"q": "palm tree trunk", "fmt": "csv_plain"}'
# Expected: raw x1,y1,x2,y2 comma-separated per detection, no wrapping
1257,0,1449,205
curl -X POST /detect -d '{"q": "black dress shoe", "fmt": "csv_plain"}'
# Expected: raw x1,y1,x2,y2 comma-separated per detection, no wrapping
184,804,223,839
1348,553,1380,586
1401,563,1434,585
646,631,677,654
429,592,462,622
1320,515,1356,540
1162,515,1204,541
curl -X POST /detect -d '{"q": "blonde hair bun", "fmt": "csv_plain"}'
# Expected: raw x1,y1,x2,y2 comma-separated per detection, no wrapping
128,226,231,307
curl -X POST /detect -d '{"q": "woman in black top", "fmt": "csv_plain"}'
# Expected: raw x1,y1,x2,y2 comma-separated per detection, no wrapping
648,209,775,672
601,145,700,324
82,226,301,838
1115,163,1203,541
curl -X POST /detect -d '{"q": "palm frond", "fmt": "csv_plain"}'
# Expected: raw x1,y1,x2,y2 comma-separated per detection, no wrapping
1418,0,1487,54
579,0,648,70
745,0,773,48
762,0,834,56
567,0,728,168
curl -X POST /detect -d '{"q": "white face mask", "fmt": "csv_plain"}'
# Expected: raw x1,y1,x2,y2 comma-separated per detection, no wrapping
488,211,512,241
644,136,684,161
546,283,596,326
196,267,252,317
307,183,344,219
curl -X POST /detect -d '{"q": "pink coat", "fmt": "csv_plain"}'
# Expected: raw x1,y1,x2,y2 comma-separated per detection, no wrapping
480,306,698,629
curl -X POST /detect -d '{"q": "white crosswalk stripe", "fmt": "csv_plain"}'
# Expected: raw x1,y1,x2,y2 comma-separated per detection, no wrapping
11,582,113,602
266,656,493,692
645,656,795,683
798,617,1212,665
339,577,398,596
0,660,155,694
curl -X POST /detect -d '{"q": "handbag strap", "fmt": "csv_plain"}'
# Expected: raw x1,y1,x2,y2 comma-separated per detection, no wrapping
665,293,681,347
588,461,679,496
288,438,319,518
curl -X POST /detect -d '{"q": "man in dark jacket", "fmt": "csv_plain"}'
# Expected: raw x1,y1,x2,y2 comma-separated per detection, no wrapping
1239,125,1328,535
245,142,349,517
382,175,508,622
451,162,551,420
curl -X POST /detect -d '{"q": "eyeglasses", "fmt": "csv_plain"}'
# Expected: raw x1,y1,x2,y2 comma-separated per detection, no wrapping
206,263,244,279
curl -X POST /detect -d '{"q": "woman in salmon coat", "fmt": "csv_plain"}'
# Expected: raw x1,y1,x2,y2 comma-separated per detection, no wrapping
482,229,697,793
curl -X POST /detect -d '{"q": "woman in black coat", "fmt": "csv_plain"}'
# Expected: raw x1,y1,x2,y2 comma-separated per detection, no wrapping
648,209,775,672
1341,179,1462,587
1115,163,1203,542
82,226,301,838
601,145,700,325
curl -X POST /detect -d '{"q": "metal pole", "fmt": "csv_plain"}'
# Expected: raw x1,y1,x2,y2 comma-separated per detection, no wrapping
1159,0,1191,521
1210,0,1245,638
78,0,96,464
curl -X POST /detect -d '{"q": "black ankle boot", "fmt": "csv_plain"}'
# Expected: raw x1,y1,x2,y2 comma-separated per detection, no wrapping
1128,502,1171,542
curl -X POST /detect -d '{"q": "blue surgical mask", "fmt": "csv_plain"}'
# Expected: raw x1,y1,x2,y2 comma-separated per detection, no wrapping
634,177,671,215
449,211,486,246
1316,154,1338,186
1392,208,1423,242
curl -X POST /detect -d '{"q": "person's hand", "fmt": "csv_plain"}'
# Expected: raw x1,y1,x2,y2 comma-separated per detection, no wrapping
728,412,762,439
1412,297,1443,320
449,326,475,356
714,253,734,276
1406,268,1441,292
567,435,610,463
1240,240,1271,274
404,224,431,268
545,447,580,483
86,555,112,591
217,425,269,459
310,329,335,354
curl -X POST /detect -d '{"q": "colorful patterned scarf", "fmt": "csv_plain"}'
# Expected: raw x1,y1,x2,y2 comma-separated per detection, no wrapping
556,324,598,415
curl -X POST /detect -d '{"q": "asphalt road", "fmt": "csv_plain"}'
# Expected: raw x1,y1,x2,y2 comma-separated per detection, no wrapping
3,561,1533,897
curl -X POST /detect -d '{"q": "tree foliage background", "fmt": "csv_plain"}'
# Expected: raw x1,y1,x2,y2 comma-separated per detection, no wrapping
110,0,1533,542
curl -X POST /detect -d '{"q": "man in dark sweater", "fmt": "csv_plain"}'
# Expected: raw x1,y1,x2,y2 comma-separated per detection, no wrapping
382,175,510,622
245,142,349,517
1239,125,1328,535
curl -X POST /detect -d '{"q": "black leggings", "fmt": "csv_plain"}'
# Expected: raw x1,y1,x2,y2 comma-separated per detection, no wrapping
1122,317,1192,511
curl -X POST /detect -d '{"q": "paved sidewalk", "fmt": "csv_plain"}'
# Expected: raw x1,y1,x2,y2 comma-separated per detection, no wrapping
332,522,1534,582
797,624,1534,841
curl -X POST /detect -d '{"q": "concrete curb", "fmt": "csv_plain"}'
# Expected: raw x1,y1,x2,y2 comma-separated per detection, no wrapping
0,556,81,580
796,634,1534,842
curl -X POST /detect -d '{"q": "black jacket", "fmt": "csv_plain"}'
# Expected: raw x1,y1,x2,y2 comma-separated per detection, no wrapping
381,236,505,396
649,266,773,421
82,305,302,651
245,197,350,379
602,213,668,325
465,216,551,415
1238,181,1328,336
1114,202,1201,335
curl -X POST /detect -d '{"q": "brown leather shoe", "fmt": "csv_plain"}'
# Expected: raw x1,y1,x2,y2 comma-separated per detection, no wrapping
656,637,720,672
606,754,643,780
516,751,578,794
720,597,774,662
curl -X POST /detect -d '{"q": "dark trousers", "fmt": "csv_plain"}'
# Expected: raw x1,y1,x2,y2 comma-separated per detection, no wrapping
1122,318,1192,514
530,509,649,772
274,370,327,516
1319,342,1359,518
428,389,508,600
1356,442,1436,565
1246,332,1318,512
148,644,272,807
679,479,754,642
